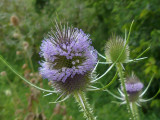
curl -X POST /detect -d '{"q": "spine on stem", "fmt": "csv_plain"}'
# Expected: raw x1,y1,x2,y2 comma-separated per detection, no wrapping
74,91,96,120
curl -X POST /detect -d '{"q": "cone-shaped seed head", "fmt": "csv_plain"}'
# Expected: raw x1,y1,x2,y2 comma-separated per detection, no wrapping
39,23,97,94
105,35,129,63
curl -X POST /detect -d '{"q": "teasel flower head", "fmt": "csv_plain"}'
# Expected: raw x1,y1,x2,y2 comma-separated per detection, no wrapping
106,73,160,106
123,73,143,102
39,22,98,95
105,35,129,63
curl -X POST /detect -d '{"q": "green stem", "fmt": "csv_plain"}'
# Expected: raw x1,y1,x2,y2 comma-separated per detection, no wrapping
0,55,55,93
92,71,118,91
131,102,140,120
116,63,134,120
74,91,96,120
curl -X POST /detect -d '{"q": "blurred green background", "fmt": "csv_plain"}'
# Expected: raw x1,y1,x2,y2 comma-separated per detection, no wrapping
0,0,160,120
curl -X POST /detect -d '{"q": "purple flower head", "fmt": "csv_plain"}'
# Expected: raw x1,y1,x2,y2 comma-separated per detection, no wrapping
122,73,144,102
125,82,143,94
39,22,97,94
124,74,143,93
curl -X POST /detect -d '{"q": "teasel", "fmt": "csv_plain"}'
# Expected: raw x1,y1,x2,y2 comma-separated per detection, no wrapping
105,73,160,120
105,35,130,63
0,21,98,120
87,21,149,120
89,21,149,84
39,21,99,120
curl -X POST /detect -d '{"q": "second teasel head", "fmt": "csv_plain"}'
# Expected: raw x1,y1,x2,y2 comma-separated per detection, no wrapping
105,35,130,63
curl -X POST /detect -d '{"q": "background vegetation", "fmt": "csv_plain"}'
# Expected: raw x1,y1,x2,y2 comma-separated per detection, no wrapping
0,0,160,119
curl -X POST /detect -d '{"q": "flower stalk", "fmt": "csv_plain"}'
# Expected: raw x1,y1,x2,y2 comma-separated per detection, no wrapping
116,63,134,120
130,102,140,120
74,91,96,120
0,55,56,93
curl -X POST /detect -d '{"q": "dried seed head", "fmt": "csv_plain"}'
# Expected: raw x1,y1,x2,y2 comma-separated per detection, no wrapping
29,73,34,77
16,51,21,55
22,64,28,69
24,69,31,79
10,15,19,26
39,23,97,95
24,113,35,120
53,103,61,115
40,82,43,88
30,78,37,84
62,105,67,115
69,116,73,120
23,41,29,50
13,33,21,39
105,35,129,63
0,71,7,76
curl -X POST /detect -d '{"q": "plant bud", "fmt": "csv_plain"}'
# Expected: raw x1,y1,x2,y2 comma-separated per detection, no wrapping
105,35,129,63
